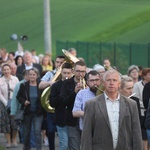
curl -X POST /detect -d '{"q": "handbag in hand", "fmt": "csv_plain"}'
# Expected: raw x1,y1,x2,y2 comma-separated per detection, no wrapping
14,82,28,121
14,109,24,121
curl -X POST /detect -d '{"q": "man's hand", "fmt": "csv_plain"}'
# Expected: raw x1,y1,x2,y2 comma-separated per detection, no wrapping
75,82,83,93
24,100,30,106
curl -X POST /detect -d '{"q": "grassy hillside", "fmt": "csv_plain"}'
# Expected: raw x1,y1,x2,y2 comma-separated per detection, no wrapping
0,0,150,56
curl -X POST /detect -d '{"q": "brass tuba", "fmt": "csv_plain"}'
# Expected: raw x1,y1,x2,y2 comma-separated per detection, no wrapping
41,63,64,113
41,49,80,112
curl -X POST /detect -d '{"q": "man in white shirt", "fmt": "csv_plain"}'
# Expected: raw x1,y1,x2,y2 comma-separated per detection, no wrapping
81,69,142,150
16,51,42,80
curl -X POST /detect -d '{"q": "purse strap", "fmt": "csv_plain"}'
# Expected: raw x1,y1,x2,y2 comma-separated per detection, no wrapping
6,81,13,100
23,82,28,100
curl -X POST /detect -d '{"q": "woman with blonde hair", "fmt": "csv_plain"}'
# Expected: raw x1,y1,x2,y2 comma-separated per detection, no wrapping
41,55,53,71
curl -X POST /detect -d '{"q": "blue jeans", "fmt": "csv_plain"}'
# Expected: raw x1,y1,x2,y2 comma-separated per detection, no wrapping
47,113,56,150
23,113,43,150
56,126,68,150
30,123,35,148
19,122,35,147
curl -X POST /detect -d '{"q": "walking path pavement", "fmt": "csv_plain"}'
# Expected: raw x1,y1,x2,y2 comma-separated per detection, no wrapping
0,133,59,150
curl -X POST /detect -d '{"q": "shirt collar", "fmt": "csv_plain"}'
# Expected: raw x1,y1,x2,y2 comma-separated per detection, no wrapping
3,75,13,81
25,63,33,67
104,92,120,102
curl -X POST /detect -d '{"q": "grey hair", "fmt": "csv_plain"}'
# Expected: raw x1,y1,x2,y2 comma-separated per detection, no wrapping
103,69,121,82
28,67,40,77
23,51,32,58
120,75,133,89
68,48,76,52
127,65,139,75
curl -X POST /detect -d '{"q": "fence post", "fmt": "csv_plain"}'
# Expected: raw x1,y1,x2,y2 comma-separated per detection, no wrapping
99,42,102,64
87,42,89,67
148,43,150,67
76,41,79,55
113,42,116,66
129,43,132,65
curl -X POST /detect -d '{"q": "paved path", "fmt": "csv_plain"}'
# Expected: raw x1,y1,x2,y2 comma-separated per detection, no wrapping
0,133,59,150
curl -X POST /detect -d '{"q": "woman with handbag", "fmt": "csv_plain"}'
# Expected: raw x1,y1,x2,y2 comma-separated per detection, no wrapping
0,63,19,148
17,67,43,150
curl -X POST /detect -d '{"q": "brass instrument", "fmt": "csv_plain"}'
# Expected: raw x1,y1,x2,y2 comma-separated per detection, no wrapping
41,49,83,112
63,49,87,89
95,84,104,96
80,76,86,89
104,65,122,76
41,63,64,113
62,49,79,63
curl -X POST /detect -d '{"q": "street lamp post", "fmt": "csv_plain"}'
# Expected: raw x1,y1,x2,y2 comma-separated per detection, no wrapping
43,0,52,54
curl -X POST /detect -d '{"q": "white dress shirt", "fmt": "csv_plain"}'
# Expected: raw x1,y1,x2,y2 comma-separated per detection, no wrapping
104,92,120,149
25,63,33,70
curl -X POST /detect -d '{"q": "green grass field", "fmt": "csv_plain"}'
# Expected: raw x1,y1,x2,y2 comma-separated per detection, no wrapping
0,0,150,56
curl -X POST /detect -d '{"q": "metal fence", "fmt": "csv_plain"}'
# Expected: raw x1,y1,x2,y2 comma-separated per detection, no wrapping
56,41,150,74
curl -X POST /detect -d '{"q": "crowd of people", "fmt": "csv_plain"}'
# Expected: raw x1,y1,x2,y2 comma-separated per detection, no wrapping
0,47,150,150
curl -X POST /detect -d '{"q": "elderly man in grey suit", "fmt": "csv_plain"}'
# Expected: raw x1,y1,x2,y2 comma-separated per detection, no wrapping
81,69,142,150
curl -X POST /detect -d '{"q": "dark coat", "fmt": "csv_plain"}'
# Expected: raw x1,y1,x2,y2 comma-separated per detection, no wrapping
143,82,150,109
16,63,43,81
130,96,141,119
81,94,142,150
50,80,67,127
60,76,78,126
17,81,43,116
143,82,150,129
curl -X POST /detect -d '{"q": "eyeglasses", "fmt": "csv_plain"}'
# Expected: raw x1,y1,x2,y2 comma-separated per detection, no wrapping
88,79,100,82
75,70,86,74
99,71,105,73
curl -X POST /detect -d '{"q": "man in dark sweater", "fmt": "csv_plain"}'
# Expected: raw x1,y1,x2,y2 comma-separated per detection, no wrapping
50,63,73,150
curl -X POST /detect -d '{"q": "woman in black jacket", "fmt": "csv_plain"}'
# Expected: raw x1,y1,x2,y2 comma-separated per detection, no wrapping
17,67,43,150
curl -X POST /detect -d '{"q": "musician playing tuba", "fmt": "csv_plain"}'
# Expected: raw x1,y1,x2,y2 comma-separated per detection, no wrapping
39,55,65,90
38,55,65,149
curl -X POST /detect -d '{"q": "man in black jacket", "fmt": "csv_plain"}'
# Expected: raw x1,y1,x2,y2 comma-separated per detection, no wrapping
60,60,86,150
16,51,43,81
50,62,72,150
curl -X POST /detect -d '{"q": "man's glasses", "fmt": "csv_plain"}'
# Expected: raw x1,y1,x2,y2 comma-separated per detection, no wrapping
75,70,86,74
88,79,100,82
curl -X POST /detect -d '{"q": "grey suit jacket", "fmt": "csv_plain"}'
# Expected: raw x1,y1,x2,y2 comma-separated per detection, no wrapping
81,94,142,150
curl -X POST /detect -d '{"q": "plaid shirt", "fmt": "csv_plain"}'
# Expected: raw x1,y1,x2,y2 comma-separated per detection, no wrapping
72,88,95,130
